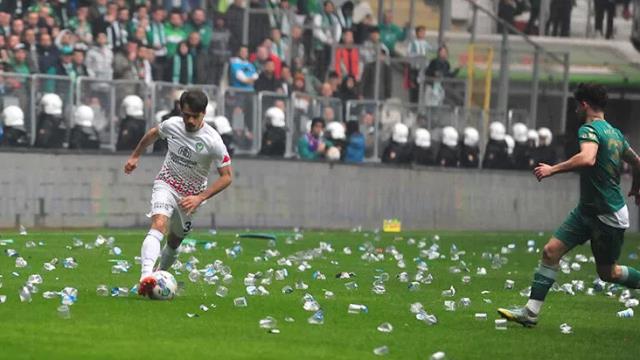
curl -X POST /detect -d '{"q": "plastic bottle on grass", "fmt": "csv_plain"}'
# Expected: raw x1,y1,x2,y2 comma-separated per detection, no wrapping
234,297,247,307
373,346,389,356
307,310,324,325
348,304,368,314
57,305,70,319
96,285,109,297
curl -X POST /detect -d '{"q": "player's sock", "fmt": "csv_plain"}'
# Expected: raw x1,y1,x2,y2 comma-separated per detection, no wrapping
617,265,640,289
158,244,179,271
140,229,163,279
526,263,558,315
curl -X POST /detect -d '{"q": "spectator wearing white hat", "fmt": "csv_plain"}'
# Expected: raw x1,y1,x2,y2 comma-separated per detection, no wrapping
512,122,531,170
69,105,100,150
34,93,65,149
483,121,510,169
1,105,29,147
437,126,460,167
535,127,558,165
460,127,480,168
116,95,146,151
382,122,412,164
325,120,347,161
413,127,434,166
259,107,287,157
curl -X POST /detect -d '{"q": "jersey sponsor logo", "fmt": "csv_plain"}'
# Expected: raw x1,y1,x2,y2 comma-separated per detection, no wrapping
169,151,198,167
196,142,204,153
178,146,193,159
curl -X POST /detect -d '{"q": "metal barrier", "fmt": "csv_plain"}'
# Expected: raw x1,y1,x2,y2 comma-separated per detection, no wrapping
222,87,260,154
0,72,33,144
290,92,344,157
75,77,149,151
31,74,74,146
0,72,567,168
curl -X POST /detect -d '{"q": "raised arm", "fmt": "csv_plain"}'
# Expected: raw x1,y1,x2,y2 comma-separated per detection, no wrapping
124,127,160,174
534,142,598,181
622,146,640,205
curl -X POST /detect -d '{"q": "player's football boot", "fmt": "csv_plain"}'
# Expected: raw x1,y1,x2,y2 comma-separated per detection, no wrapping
138,276,157,297
497,307,538,327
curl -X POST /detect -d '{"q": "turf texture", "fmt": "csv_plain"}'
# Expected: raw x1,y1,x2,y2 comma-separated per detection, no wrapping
0,229,638,360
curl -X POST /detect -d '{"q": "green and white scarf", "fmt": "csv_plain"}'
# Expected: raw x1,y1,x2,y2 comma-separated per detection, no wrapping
172,54,193,85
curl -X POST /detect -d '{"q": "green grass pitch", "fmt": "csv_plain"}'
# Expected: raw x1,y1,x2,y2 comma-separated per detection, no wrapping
0,229,638,360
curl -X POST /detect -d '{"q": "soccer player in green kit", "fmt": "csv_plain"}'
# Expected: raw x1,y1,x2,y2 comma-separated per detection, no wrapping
498,83,640,326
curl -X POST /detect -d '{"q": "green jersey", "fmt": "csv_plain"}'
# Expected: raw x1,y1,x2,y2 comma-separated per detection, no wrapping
577,120,629,215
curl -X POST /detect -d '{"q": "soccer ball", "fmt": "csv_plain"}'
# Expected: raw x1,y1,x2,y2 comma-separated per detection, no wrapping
150,270,178,300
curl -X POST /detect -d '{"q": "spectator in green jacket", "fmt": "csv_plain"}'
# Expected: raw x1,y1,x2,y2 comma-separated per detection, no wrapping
185,8,212,50
298,117,332,160
164,8,187,57
9,44,32,75
378,10,406,56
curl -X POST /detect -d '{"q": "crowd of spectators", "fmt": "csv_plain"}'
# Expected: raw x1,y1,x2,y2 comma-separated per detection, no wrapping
0,0,564,171
0,0,462,103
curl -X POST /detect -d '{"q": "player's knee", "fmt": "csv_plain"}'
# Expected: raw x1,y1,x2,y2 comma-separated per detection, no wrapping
150,216,168,234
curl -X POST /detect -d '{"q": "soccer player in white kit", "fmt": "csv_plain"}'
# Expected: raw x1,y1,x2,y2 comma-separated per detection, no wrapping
123,90,232,297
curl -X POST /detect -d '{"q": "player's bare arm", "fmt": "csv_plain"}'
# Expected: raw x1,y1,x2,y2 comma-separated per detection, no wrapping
534,142,598,181
179,166,233,215
124,127,160,174
622,146,640,205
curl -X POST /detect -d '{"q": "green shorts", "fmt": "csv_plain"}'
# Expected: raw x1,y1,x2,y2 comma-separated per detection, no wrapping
553,207,625,265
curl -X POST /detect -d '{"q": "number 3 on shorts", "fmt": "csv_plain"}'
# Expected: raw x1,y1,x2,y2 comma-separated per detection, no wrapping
183,221,192,234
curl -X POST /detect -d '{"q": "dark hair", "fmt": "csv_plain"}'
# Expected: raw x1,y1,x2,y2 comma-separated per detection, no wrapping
311,117,325,129
574,83,607,111
180,90,208,113
342,1,354,12
328,71,339,79
170,8,182,16
416,25,426,33
346,120,359,137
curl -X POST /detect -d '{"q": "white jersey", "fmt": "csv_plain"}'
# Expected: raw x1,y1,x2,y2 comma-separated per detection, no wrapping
156,117,231,197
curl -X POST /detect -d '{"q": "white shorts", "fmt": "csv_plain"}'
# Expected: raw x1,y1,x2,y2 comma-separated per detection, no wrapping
149,180,193,237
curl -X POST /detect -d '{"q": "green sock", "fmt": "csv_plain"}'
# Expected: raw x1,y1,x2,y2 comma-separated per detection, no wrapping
529,264,558,301
618,266,640,289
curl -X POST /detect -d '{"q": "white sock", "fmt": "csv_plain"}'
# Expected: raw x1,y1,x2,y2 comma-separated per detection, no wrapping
526,299,543,316
140,229,163,280
158,244,179,271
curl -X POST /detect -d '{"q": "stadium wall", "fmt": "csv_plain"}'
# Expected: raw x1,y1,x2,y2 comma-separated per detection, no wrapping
1,152,638,232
